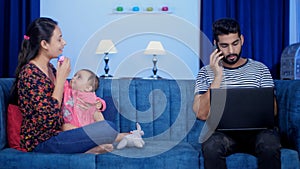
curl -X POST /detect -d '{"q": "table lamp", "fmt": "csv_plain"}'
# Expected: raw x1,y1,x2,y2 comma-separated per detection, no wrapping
144,41,166,79
96,40,117,77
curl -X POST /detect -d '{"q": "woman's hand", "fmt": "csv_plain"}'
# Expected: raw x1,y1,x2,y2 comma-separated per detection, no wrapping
56,57,71,81
61,123,78,131
76,98,92,110
94,111,105,122
53,57,71,106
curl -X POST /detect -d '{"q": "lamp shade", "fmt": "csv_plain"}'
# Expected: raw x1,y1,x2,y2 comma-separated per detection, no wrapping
144,41,166,55
96,40,118,54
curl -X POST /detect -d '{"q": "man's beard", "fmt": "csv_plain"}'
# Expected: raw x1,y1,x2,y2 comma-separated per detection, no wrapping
222,52,241,65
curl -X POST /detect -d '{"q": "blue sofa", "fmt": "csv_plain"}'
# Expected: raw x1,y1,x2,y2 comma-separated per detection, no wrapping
0,78,299,169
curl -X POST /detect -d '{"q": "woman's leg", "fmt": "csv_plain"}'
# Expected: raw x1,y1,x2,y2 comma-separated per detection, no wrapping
33,120,118,153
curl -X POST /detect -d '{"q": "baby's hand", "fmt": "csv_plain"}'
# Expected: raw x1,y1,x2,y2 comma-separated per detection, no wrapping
96,100,103,110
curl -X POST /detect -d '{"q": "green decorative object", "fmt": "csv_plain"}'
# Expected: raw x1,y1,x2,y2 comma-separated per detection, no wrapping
116,6,123,12
146,7,153,11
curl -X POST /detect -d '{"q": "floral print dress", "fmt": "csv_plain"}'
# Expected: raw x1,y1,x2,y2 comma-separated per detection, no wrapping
17,63,63,152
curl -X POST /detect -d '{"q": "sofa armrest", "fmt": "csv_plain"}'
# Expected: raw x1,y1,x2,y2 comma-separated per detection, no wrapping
274,80,300,154
0,78,15,150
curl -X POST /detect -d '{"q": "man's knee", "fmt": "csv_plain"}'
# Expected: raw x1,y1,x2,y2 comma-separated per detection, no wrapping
256,129,281,155
202,132,234,157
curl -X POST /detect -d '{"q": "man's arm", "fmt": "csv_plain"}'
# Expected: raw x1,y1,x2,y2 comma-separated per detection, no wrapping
193,92,210,120
193,76,222,120
274,97,278,116
193,49,224,120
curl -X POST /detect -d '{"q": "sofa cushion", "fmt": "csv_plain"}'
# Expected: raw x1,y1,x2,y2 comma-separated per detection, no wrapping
0,148,96,169
7,104,25,151
0,78,15,150
96,141,200,169
225,148,300,169
198,148,299,169
274,80,300,153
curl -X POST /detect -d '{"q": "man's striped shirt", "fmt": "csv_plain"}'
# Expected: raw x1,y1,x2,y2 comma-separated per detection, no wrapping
195,58,274,95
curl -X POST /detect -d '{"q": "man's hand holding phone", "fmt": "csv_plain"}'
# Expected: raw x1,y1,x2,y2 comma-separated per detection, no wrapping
209,46,224,86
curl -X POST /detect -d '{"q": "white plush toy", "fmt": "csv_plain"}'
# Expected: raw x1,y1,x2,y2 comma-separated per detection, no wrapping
116,123,145,149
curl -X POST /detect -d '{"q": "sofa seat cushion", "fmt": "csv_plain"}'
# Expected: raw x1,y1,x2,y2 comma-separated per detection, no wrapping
226,153,257,169
198,148,299,169
0,148,96,169
280,148,300,169
226,148,299,169
96,141,199,169
274,80,300,152
191,134,300,167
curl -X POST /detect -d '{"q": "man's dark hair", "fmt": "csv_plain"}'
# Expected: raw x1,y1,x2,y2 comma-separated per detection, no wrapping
213,18,241,42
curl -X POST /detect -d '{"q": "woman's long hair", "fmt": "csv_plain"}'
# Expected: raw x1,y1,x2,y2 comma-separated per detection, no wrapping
10,17,58,105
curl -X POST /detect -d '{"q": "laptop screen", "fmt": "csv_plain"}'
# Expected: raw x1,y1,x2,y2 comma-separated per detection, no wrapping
209,87,275,131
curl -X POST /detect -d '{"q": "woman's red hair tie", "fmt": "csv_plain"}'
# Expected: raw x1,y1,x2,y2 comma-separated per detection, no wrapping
23,35,30,40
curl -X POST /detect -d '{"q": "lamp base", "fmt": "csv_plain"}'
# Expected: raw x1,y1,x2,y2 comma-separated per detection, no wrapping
149,75,162,79
100,74,113,78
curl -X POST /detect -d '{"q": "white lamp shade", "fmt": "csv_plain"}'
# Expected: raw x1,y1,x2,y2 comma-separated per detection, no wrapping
144,41,166,55
96,40,118,54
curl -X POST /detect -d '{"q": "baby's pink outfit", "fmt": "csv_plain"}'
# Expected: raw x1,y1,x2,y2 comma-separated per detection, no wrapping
62,81,106,127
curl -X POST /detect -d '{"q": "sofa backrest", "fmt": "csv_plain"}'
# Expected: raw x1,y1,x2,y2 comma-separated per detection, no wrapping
0,78,14,150
274,80,300,153
97,78,200,143
1,78,299,153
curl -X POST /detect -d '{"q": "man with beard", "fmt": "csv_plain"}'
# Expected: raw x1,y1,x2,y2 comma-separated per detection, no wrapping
193,18,281,169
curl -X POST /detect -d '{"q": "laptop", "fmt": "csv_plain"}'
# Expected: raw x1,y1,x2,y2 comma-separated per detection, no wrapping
209,87,275,131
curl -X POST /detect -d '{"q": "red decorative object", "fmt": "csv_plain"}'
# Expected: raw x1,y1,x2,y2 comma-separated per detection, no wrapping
161,6,168,11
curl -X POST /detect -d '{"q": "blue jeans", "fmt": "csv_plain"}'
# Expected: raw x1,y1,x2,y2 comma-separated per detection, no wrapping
202,129,281,169
33,120,118,153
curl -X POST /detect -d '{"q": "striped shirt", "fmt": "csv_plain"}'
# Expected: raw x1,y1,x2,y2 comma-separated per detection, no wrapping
195,58,274,94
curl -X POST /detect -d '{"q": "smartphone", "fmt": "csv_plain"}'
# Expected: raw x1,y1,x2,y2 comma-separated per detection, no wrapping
214,45,223,66
213,45,219,51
